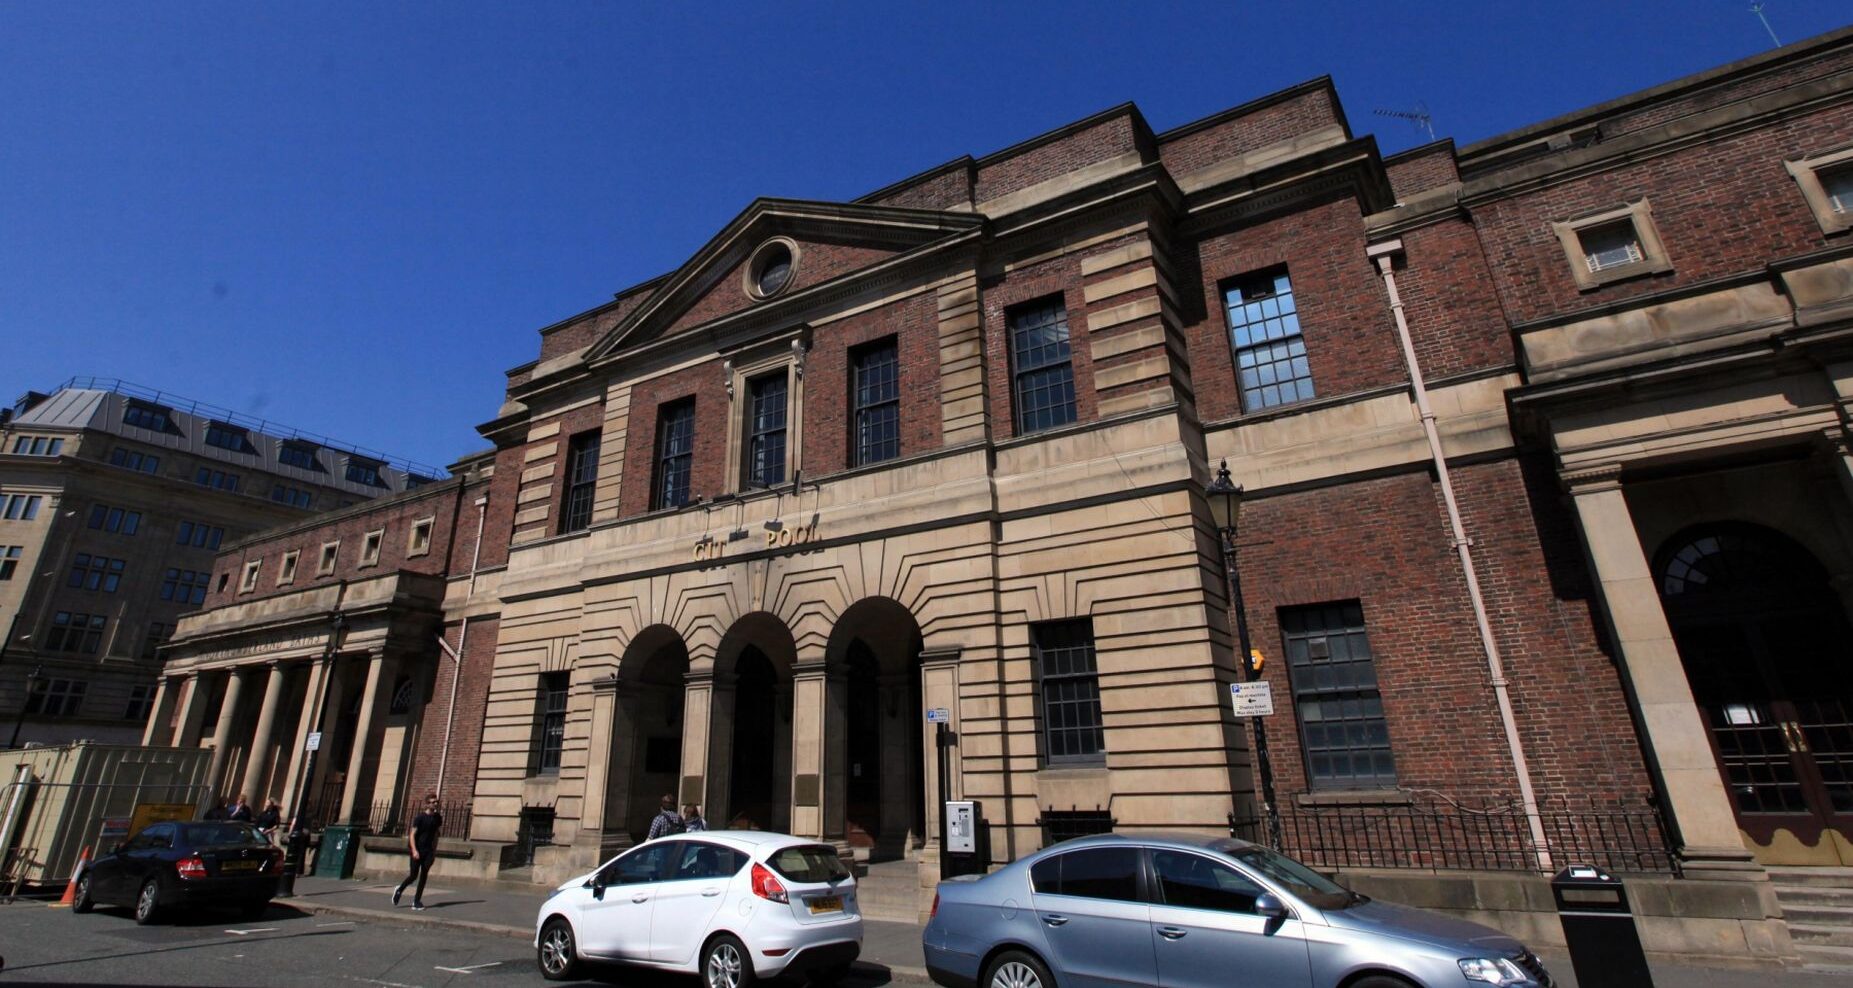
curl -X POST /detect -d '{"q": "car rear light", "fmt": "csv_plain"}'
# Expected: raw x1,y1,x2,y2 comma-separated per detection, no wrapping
267,849,284,872
176,856,208,880
750,862,788,904
930,892,939,918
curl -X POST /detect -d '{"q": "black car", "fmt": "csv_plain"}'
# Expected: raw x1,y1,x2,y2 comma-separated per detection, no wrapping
73,820,283,924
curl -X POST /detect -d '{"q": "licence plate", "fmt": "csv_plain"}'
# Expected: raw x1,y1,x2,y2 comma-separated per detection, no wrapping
807,896,842,914
221,860,260,872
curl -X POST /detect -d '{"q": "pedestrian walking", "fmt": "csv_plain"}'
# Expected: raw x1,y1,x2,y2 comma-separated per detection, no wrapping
681,803,707,832
227,793,254,822
393,794,443,910
646,794,684,840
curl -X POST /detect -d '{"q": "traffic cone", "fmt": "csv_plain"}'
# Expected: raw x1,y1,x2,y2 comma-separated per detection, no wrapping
54,846,90,907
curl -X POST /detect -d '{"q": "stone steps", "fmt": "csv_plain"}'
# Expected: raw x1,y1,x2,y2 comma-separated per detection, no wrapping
1769,867,1853,969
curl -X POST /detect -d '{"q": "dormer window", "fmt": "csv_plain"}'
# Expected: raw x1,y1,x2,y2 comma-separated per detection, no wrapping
744,238,800,301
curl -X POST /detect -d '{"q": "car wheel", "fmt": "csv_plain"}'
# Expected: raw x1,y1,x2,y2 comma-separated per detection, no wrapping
984,950,1054,988
134,880,161,926
1349,978,1416,988
702,933,755,988
71,873,94,914
536,917,580,981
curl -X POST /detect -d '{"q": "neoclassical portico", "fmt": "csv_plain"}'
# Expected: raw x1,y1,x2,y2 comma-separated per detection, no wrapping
157,573,446,828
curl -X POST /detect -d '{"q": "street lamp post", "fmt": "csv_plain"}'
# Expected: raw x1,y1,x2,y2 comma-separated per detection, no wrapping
1205,459,1283,850
7,663,42,751
279,608,345,897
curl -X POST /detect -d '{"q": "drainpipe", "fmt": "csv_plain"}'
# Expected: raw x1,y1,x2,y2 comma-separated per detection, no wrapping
436,493,489,795
1367,239,1553,872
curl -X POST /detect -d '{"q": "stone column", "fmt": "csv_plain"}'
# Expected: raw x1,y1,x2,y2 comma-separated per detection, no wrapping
577,675,628,856
240,663,289,804
280,656,333,821
173,672,212,747
1566,469,1758,879
789,661,831,839
140,677,178,746
680,672,714,819
205,668,249,792
339,652,397,825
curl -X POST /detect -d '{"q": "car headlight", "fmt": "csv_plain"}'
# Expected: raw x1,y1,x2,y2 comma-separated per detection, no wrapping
1459,957,1529,985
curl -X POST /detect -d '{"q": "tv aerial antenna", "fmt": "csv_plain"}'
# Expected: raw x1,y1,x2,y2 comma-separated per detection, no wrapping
1374,102,1435,142
1749,3,1782,48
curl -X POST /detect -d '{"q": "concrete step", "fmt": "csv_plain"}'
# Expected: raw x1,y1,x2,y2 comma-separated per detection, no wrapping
1781,903,1853,927
1795,942,1853,973
1789,922,1853,948
1766,867,1853,888
1774,884,1853,908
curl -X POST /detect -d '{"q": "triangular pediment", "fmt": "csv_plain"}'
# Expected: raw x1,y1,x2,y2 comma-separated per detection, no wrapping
587,198,981,361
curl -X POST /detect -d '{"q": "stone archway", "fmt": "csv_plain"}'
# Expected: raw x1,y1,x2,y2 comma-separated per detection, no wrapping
1655,521,1853,865
825,597,925,860
611,625,690,844
709,613,796,832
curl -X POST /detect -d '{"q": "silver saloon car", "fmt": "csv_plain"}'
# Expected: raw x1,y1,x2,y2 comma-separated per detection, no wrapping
923,833,1552,988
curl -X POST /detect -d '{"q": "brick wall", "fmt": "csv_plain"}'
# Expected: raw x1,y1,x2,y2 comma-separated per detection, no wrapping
1227,461,1648,803
1471,102,1853,325
405,614,501,805
1158,85,1342,177
1183,197,1401,423
981,249,1103,440
619,361,728,517
1384,141,1459,201
801,292,941,475
205,483,463,608
974,112,1142,204
863,163,973,211
1389,216,1515,380
666,240,903,337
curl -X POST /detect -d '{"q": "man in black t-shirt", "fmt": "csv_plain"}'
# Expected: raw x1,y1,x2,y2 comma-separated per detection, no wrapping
393,794,443,909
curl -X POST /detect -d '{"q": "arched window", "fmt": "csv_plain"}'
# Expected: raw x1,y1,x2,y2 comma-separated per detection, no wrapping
1655,522,1833,610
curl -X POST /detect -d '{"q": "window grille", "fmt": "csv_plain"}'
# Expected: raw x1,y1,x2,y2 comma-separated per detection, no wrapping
1579,220,1646,272
1281,601,1398,789
852,339,900,466
1033,619,1105,762
653,399,696,509
746,372,788,487
1038,806,1116,845
561,430,601,533
1226,270,1314,411
1010,297,1077,434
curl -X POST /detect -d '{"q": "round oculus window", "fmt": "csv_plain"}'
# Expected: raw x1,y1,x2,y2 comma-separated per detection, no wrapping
747,240,796,300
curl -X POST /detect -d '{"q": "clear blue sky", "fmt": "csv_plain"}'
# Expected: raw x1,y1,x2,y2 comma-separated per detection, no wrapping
4,2,1847,470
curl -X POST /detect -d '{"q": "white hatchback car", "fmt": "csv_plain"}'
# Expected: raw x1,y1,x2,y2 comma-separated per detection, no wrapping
534,830,863,987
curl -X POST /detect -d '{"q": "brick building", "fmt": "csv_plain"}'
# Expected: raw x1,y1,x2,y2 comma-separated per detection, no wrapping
0,378,438,747
156,28,1853,961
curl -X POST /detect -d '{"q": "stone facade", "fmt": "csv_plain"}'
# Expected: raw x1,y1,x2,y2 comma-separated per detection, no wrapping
156,27,1853,963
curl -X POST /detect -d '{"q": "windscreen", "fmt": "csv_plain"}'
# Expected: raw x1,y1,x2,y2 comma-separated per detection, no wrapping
1230,845,1354,909
767,845,850,883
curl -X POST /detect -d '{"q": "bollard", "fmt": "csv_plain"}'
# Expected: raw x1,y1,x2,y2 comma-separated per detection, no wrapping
1551,864,1654,988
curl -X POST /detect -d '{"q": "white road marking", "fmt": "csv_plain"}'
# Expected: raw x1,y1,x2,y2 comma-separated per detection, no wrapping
433,961,503,974
344,978,424,988
317,920,358,927
224,927,278,935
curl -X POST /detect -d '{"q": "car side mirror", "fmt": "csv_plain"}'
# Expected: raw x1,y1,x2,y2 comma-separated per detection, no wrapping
590,878,606,901
1254,893,1288,919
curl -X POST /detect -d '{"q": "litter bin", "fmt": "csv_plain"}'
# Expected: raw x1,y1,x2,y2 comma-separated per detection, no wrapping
1551,864,1653,988
314,824,364,879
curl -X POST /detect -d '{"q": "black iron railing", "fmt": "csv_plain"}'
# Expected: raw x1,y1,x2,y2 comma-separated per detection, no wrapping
1038,805,1116,846
367,799,474,841
1229,792,1677,875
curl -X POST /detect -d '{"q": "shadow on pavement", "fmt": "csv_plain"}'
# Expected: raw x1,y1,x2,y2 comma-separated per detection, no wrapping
554,959,902,988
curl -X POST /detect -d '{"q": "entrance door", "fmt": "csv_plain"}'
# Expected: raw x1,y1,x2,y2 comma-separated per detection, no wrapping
727,646,779,830
845,644,881,847
1659,524,1853,865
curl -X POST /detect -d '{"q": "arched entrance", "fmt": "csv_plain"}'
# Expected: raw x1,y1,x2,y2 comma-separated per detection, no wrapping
614,626,689,843
711,614,795,832
1656,522,1853,865
827,598,925,861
